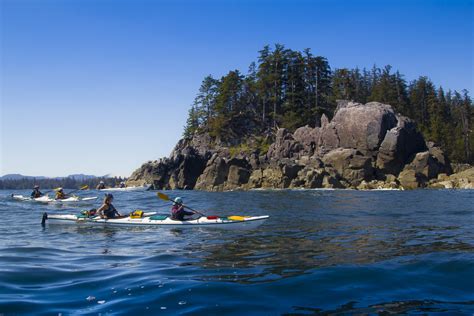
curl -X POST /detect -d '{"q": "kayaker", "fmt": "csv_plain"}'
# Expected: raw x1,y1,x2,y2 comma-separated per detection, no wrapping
119,181,126,188
96,181,106,190
97,194,122,219
30,185,43,198
170,197,195,221
55,188,68,200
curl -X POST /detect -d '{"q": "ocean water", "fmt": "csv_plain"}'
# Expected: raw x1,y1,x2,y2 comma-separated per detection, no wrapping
0,189,473,315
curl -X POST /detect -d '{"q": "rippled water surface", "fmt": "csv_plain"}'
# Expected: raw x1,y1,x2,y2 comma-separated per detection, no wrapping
0,189,473,315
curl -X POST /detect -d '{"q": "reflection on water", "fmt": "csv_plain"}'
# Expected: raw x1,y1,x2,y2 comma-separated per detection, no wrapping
288,299,474,315
185,221,474,284
0,189,473,314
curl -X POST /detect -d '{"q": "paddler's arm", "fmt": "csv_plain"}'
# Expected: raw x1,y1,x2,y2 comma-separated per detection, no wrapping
96,204,107,218
183,205,204,217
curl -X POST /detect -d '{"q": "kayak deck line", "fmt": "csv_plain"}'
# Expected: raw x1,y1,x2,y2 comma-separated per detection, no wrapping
42,213,269,229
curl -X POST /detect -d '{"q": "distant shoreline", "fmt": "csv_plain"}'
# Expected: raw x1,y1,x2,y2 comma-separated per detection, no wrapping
0,176,127,190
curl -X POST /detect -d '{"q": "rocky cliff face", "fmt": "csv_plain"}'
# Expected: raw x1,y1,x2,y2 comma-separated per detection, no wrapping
128,101,455,190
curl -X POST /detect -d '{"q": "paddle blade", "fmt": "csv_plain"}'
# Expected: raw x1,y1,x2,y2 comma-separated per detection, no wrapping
157,192,170,201
80,185,89,190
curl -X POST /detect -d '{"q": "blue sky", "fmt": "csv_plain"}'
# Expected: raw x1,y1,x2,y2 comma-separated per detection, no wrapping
1,0,473,177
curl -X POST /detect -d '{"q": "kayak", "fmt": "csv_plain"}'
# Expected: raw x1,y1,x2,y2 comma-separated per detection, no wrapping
11,194,33,202
42,213,269,229
100,186,150,192
12,195,98,203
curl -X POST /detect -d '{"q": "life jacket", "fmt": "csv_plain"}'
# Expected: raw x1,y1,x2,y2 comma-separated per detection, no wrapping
32,190,42,198
56,191,66,199
103,204,118,218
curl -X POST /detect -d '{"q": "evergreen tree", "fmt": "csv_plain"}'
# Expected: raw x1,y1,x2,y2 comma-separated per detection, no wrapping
210,70,244,138
269,44,287,128
332,68,355,101
303,49,332,122
183,106,199,138
256,45,273,125
193,75,219,129
460,90,472,161
408,76,437,135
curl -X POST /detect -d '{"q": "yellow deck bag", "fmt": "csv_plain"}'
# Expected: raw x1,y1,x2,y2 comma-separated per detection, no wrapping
130,210,144,219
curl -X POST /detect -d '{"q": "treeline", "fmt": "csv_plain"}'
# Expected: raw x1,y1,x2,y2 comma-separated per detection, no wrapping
184,44,473,163
0,177,126,190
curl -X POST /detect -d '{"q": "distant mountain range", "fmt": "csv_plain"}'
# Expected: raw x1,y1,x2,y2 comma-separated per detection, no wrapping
0,174,109,180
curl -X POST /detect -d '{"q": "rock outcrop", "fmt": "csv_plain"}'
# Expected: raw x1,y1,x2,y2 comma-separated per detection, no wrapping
429,167,474,189
322,148,374,186
376,117,427,175
128,101,456,190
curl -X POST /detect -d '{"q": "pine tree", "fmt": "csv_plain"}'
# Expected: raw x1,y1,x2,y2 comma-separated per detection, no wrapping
331,68,355,101
303,49,332,124
460,90,472,161
257,45,273,125
408,76,437,135
183,106,199,138
269,44,286,128
210,70,244,138
193,75,219,129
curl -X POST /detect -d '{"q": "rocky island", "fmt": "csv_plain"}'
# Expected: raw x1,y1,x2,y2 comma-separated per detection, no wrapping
128,101,473,190
127,46,473,191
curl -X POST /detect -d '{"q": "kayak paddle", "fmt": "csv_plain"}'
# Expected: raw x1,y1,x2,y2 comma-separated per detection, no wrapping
67,185,89,195
43,185,88,198
42,187,61,195
156,192,205,216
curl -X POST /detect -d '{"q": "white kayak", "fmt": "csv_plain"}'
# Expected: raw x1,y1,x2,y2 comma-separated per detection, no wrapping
100,186,150,192
12,195,97,203
42,213,269,229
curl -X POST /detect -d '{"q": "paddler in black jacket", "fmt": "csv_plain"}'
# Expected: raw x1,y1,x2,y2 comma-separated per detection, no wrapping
96,181,106,190
30,185,43,198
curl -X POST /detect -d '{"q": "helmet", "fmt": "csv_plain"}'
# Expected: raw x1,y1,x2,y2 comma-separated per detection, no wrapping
173,197,183,205
34,185,39,189
57,188,63,192
105,193,114,200
100,181,104,184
